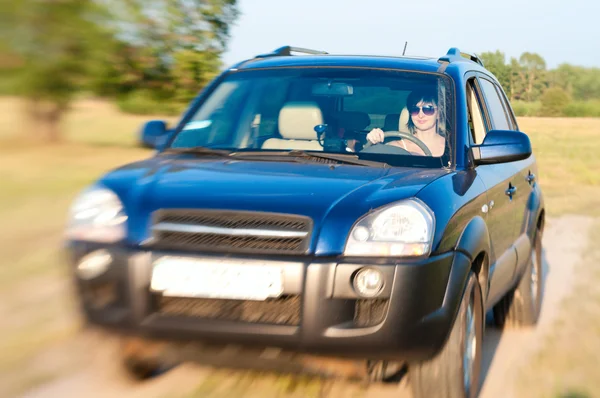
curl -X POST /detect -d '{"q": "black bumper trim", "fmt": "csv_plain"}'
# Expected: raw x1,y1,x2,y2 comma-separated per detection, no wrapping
68,242,471,362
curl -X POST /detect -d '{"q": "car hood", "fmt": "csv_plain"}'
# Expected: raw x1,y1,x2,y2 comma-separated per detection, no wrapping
102,155,449,252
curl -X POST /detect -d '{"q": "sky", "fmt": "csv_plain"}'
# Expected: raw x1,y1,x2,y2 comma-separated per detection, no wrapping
222,0,600,70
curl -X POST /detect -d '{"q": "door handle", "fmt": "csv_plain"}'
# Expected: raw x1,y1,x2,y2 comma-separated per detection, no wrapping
527,172,536,185
505,185,517,197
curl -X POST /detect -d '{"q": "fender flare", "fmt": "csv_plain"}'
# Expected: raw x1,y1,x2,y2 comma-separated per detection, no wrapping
455,216,491,263
419,216,492,358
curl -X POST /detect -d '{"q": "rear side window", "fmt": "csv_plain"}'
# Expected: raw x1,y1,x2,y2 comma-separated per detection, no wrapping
478,78,511,131
498,88,518,130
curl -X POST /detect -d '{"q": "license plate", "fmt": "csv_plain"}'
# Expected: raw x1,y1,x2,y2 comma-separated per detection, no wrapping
150,256,284,301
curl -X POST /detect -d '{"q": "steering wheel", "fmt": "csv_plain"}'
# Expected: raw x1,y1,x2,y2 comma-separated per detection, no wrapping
362,131,432,157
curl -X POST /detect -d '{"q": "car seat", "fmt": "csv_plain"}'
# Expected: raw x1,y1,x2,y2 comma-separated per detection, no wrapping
261,102,324,151
383,108,411,133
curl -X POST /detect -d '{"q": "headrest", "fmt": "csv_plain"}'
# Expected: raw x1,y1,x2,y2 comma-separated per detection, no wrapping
334,111,371,131
278,102,323,140
399,107,410,133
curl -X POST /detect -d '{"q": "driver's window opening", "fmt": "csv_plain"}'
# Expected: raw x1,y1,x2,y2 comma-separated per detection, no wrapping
172,69,454,167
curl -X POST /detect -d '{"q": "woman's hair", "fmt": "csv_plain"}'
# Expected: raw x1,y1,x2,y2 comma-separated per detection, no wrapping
405,87,441,135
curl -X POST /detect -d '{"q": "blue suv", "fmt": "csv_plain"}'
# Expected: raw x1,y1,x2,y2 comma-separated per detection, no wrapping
65,46,545,398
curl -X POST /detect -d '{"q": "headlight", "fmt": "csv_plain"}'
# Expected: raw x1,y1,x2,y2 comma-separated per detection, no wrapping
65,185,127,243
344,199,434,257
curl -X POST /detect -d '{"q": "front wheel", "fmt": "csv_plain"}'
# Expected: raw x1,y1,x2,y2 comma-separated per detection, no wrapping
410,272,484,398
119,337,175,381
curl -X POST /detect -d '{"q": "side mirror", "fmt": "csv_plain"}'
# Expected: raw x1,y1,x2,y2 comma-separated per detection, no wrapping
140,120,171,150
472,130,532,165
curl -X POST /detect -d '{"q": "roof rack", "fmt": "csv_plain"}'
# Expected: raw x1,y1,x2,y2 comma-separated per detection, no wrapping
254,46,328,59
438,47,484,67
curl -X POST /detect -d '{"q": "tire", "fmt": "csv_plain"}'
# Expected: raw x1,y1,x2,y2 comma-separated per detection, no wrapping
118,337,172,381
121,354,162,380
410,272,484,398
493,230,543,328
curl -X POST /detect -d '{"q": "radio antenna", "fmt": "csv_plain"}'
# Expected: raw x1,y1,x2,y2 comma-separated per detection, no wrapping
403,41,408,56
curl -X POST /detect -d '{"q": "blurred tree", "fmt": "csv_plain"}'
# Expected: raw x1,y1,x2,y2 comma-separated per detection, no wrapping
541,87,571,116
519,52,547,102
97,0,239,103
0,0,112,142
547,63,578,96
0,0,239,140
509,57,526,101
572,68,600,101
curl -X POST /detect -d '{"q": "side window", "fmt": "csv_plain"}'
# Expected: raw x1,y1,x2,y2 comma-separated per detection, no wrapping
478,78,511,131
497,87,518,130
466,79,487,144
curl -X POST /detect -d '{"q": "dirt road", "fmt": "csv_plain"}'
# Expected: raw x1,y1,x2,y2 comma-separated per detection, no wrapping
18,215,593,398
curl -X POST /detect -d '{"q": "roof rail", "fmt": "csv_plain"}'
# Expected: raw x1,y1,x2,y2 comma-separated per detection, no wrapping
254,46,328,59
438,47,484,67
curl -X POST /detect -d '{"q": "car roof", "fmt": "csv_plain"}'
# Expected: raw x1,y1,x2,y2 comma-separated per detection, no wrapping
230,46,489,76
235,54,444,73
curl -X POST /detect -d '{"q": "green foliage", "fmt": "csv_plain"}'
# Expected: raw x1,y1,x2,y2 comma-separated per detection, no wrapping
540,87,571,117
519,52,547,102
0,0,239,140
171,49,222,104
480,50,600,106
512,101,542,117
563,101,600,118
92,0,239,101
116,90,185,116
1,0,111,105
510,99,600,118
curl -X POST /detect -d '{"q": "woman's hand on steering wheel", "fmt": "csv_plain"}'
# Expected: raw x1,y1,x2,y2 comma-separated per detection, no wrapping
366,128,385,145
363,129,433,156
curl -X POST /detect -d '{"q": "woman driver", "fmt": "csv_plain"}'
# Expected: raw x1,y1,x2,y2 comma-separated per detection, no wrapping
365,88,446,157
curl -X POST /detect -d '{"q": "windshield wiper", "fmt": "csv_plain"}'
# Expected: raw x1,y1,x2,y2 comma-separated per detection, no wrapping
162,147,233,157
163,147,390,168
230,150,390,168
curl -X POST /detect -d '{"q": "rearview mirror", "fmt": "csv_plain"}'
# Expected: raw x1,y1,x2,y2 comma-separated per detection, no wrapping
140,120,171,150
472,130,532,165
312,82,354,96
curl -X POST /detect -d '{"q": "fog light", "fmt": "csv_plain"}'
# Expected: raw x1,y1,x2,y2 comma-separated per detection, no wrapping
353,268,384,297
77,249,112,280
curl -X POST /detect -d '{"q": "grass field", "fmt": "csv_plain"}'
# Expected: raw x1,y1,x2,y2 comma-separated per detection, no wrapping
1,96,599,397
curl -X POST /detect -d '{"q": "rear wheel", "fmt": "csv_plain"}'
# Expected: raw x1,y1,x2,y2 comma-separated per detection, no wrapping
493,230,543,328
410,272,484,398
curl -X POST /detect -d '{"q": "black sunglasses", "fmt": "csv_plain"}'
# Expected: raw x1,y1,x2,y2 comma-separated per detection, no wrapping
409,105,437,116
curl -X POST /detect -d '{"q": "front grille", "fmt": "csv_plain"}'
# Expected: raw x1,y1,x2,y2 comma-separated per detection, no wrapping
155,295,301,326
149,209,312,255
156,231,305,253
157,212,308,231
354,299,389,328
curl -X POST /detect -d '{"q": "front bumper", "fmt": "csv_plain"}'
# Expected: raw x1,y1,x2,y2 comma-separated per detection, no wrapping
66,242,471,363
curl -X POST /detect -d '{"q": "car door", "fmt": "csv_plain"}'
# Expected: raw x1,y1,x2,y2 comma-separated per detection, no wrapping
466,75,519,304
494,81,537,241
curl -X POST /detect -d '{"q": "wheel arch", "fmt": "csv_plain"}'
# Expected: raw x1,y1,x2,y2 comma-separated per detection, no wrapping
524,184,546,240
454,216,492,301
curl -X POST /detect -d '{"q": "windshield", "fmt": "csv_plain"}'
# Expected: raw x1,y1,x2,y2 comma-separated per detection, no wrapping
168,67,454,168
